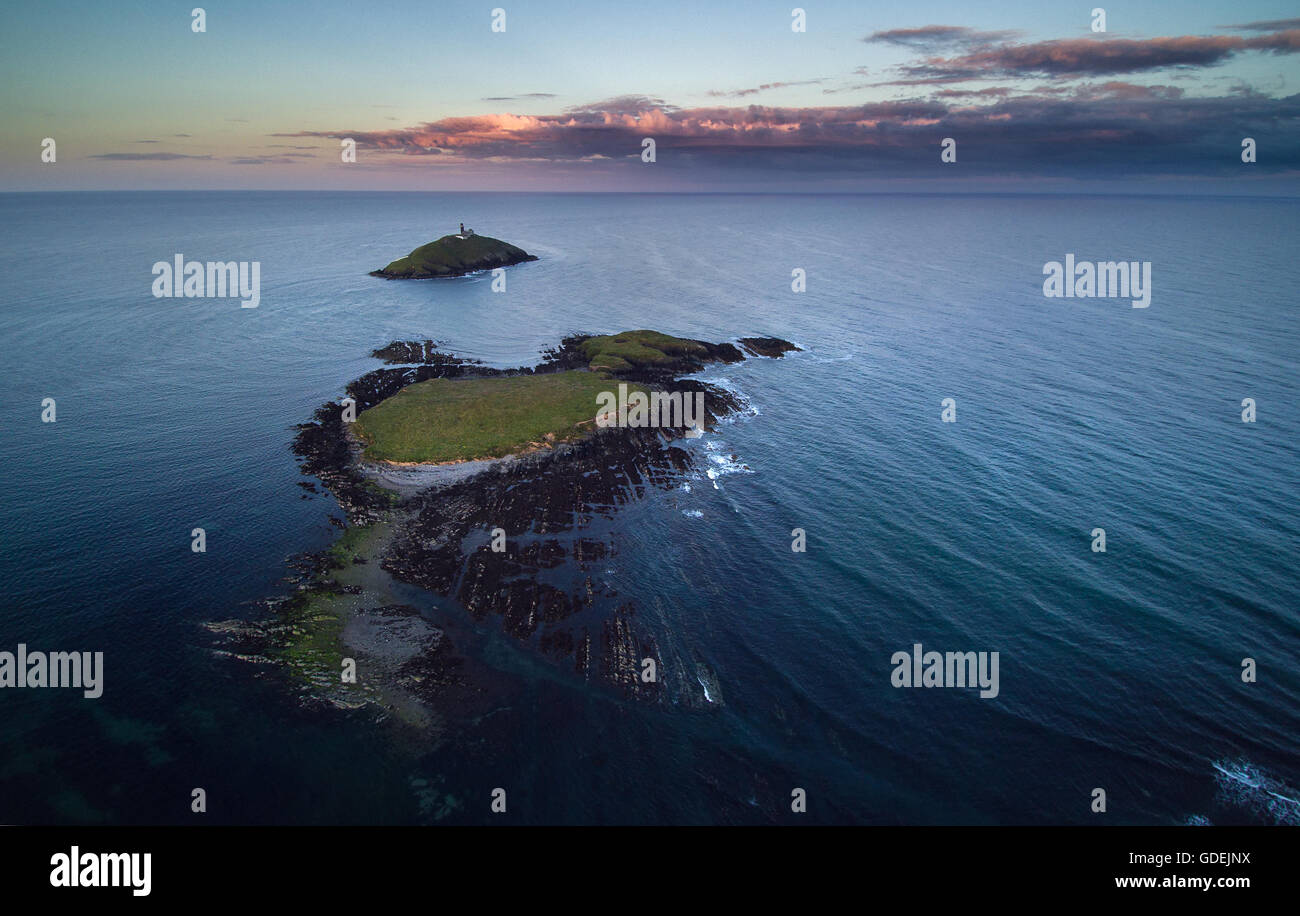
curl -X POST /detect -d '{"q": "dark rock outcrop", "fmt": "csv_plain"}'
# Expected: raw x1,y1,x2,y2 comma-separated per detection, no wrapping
738,337,801,358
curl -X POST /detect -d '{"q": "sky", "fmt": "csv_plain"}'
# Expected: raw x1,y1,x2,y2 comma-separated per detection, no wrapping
3,0,1299,192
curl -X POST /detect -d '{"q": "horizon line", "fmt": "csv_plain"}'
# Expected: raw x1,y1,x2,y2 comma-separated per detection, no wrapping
3,188,1298,199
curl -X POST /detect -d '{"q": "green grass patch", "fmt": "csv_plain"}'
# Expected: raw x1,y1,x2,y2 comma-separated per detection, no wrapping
578,330,707,371
353,370,641,464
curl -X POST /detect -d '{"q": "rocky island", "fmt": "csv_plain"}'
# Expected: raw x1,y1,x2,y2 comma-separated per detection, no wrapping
370,231,538,279
209,329,799,729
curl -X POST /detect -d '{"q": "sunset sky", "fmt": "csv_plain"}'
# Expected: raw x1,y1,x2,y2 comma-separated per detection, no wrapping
4,0,1299,192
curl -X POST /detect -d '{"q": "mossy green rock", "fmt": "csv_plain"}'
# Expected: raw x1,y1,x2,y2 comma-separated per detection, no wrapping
578,330,710,371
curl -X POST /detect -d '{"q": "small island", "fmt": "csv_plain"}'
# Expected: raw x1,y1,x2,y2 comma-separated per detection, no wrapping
370,226,538,279
212,328,800,728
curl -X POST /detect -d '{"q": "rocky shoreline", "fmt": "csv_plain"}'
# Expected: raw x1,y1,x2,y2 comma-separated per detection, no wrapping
209,332,799,726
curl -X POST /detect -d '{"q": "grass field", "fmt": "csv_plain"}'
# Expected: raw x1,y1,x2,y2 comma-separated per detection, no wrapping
353,370,642,464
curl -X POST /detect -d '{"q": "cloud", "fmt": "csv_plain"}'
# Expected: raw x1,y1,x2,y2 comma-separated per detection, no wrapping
277,88,1300,178
890,31,1300,83
266,19,1299,182
865,25,1021,50
708,79,827,98
1223,18,1300,32
932,87,1013,99
230,152,316,164
481,92,558,101
564,95,676,116
284,99,945,160
230,157,292,165
89,152,212,161
1072,81,1185,100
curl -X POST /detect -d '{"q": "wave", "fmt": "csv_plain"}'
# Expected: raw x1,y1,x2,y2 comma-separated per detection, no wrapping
681,371,760,424
1210,759,1300,825
698,442,754,489
695,663,723,705
709,378,760,422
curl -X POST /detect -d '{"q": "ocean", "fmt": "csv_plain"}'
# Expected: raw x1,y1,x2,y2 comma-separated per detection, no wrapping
1,190,1297,824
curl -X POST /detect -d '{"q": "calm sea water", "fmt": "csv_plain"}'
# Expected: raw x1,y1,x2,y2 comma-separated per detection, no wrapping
1,191,1297,825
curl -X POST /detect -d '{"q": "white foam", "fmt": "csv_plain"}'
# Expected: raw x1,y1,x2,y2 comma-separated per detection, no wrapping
1212,759,1300,825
